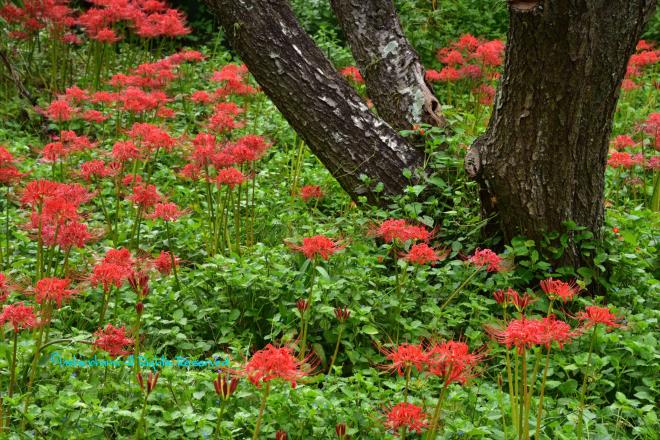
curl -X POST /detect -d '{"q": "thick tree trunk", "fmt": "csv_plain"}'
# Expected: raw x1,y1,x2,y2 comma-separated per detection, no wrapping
329,0,445,130
467,0,656,265
207,0,425,202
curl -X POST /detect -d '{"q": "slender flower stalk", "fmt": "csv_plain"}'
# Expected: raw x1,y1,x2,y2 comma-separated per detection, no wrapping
252,382,271,440
576,326,598,439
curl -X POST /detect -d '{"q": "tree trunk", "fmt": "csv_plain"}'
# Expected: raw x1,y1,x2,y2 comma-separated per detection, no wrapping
329,0,445,130
206,0,425,202
466,0,656,265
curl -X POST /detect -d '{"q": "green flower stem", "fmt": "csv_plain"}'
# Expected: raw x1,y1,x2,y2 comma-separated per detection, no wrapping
427,377,450,439
164,221,181,291
576,326,598,440
215,399,226,439
299,264,317,360
7,331,17,398
438,267,481,314
535,347,552,440
327,324,344,375
252,382,271,440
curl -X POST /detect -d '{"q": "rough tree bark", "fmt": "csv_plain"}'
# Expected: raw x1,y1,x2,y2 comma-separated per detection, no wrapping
206,0,425,202
466,0,656,265
329,0,445,130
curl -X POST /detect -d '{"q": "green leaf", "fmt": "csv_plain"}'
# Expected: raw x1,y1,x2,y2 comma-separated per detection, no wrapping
362,325,379,335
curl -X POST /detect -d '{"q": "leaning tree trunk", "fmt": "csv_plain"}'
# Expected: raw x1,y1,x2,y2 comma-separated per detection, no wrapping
207,0,425,202
330,0,445,130
466,0,656,266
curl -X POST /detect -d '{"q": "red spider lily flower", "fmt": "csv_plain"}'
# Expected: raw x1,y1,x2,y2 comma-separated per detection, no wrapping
104,248,134,267
404,243,445,265
156,107,176,119
55,183,94,207
0,302,38,332
45,99,74,122
425,69,442,82
509,290,535,311
426,340,483,385
275,431,287,440
191,90,212,104
287,235,345,261
216,167,245,189
128,123,176,152
636,40,655,51
82,109,109,123
128,184,162,208
539,278,580,302
80,160,114,181
296,299,309,313
438,49,465,65
136,371,160,395
93,324,134,357
154,251,179,276
577,305,623,329
213,372,239,400
0,146,23,185
608,151,638,168
535,316,576,349
0,273,13,302
147,202,186,222
299,185,323,202
384,402,429,434
179,163,202,180
472,84,496,105
438,66,461,82
334,306,350,323
236,134,270,158
57,222,92,250
211,64,249,83
112,141,141,162
340,66,364,84
128,271,150,298
90,91,118,104
20,179,60,207
459,64,483,79
473,40,505,66
335,423,347,439
61,86,89,104
454,34,480,52
379,343,428,376
241,344,309,389
611,135,636,150
374,219,432,244
469,248,503,272
92,248,134,291
486,318,544,353
493,288,512,305
93,28,121,43
92,263,131,292
34,277,76,308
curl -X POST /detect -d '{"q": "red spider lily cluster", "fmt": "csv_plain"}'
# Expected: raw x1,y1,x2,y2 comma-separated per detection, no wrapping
425,34,504,106
238,343,309,389
0,0,189,43
93,323,134,357
0,302,39,332
299,185,324,203
384,402,429,435
484,277,625,438
339,66,364,84
606,111,659,208
379,340,483,385
288,235,346,261
622,40,659,91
